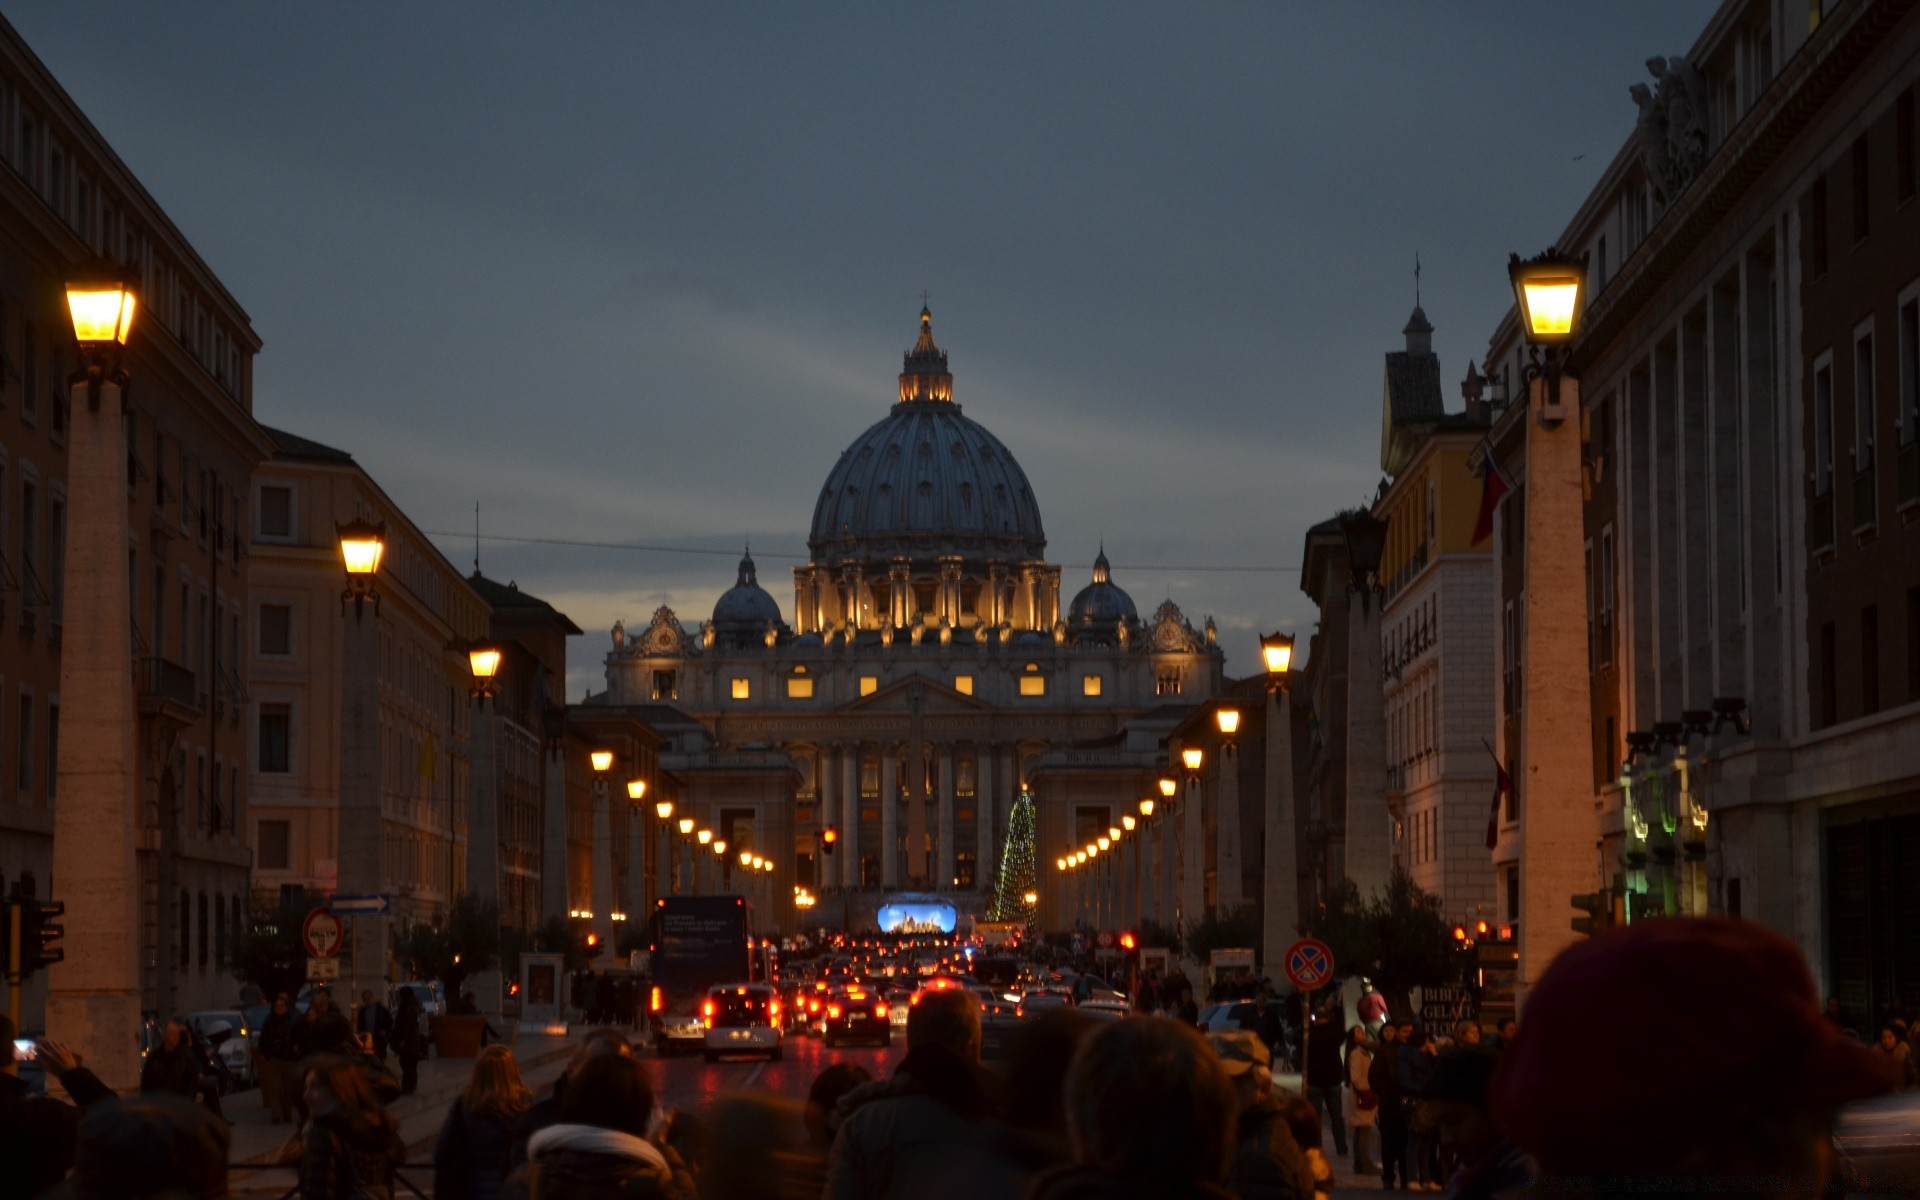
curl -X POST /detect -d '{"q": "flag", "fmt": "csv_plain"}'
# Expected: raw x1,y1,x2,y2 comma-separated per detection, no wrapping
1470,442,1513,546
1485,758,1511,851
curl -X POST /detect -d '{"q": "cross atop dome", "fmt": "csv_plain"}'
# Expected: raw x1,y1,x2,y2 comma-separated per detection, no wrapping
898,305,954,404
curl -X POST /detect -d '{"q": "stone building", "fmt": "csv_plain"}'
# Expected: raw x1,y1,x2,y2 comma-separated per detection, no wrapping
588,309,1225,932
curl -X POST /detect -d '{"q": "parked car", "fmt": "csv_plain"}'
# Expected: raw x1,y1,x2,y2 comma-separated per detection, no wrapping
1078,999,1130,1021
703,983,783,1063
1194,1001,1260,1034
978,998,1022,1061
390,980,447,1018
185,1010,256,1090
820,985,891,1049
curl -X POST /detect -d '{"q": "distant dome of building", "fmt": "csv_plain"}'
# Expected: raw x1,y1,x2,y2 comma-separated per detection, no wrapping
711,551,784,643
808,308,1046,564
1067,548,1138,640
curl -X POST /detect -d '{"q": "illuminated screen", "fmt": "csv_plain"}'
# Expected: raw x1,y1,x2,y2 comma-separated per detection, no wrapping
876,901,957,934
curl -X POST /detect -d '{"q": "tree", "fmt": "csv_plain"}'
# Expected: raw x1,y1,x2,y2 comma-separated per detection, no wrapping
1185,906,1259,964
989,790,1039,925
394,895,501,1001
1310,866,1457,1018
232,887,320,1002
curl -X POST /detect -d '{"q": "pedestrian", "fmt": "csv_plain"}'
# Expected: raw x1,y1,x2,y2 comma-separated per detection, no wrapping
499,1053,692,1200
1491,1019,1515,1051
356,988,394,1062
822,989,1000,1200
1029,1016,1237,1200
803,1063,873,1151
981,1007,1099,1189
298,987,356,1059
1209,1029,1315,1200
1303,1004,1348,1161
258,991,301,1124
1248,992,1288,1065
1344,1025,1378,1178
61,1093,231,1200
300,1055,406,1200
1419,1045,1530,1200
513,1027,635,1166
1273,1090,1334,1198
434,1044,535,1200
1369,1020,1407,1190
1492,916,1901,1198
1454,1020,1482,1047
1873,1024,1916,1089
394,988,428,1096
139,1018,224,1120
0,1020,115,1199
1399,1030,1439,1191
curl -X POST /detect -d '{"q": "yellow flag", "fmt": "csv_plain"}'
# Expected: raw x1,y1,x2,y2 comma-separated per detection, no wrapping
418,734,437,780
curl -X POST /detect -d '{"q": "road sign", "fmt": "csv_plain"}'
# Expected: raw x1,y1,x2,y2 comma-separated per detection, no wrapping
302,908,343,959
330,893,390,916
1283,937,1335,991
306,956,340,983
1096,930,1114,949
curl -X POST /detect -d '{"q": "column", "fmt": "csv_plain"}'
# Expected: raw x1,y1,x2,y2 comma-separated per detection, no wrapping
1182,774,1204,928
1216,743,1242,914
880,748,899,888
842,747,860,889
819,744,839,890
937,746,955,890
541,744,568,919
339,604,389,1015
48,376,142,1089
1345,585,1391,896
998,747,1017,884
975,745,997,894
906,695,928,886
590,781,614,950
465,698,503,1015
1262,687,1301,983
1143,807,1161,926
1158,806,1177,930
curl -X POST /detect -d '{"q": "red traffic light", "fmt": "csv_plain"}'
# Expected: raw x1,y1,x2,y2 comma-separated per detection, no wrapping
585,932,600,948
1119,932,1137,951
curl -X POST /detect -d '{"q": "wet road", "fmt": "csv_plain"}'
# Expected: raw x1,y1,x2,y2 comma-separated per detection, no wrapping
649,1028,905,1113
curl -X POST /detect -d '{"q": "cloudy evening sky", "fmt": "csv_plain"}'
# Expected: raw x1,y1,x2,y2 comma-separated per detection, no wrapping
10,2,1716,696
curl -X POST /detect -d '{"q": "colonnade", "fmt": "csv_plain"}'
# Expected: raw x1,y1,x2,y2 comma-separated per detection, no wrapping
815,740,1017,891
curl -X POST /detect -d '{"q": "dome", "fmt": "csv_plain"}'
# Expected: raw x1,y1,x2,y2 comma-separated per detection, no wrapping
711,551,783,636
1067,548,1138,635
808,309,1045,563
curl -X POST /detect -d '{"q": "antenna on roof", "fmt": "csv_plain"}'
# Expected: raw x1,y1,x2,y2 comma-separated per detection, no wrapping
474,502,481,575
1415,253,1422,307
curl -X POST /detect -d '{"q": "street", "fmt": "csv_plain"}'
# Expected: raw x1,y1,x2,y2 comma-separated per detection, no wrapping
648,1031,904,1118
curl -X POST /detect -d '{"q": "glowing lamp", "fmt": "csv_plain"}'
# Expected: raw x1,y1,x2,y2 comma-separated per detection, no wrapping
1510,250,1587,345
337,520,386,578
678,817,695,835
1215,708,1241,736
1056,858,1067,872
590,750,615,774
1260,631,1295,678
66,264,137,348
1139,798,1155,818
627,779,648,801
1120,932,1136,951
1097,837,1110,852
1122,815,1136,831
1108,826,1122,842
1182,747,1203,772
712,839,727,856
468,645,503,686
1159,777,1178,797
697,828,713,845
654,799,674,821
741,849,754,866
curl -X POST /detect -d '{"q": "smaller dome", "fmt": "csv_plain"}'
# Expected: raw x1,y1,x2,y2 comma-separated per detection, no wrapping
1068,548,1138,638
711,550,784,633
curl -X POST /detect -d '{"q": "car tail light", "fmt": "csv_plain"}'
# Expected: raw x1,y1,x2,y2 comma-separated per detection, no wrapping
827,1004,841,1019
650,987,663,1013
769,1000,781,1023
702,999,715,1029
875,1003,888,1019
808,999,820,1013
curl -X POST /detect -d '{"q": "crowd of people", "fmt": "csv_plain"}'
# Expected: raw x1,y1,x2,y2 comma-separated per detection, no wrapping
0,917,1910,1199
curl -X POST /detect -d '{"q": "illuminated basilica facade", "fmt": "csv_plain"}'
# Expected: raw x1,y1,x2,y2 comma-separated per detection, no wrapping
590,310,1224,922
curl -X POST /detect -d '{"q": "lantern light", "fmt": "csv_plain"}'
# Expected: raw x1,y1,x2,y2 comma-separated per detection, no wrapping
336,519,387,618
627,779,648,801
697,828,713,845
678,817,695,835
1260,631,1296,679
1108,826,1122,842
590,750,615,774
1215,708,1241,736
467,645,503,694
654,799,674,821
1097,837,1110,852
712,839,727,856
66,263,137,349
1182,747,1203,772
1122,814,1136,831
1509,250,1587,345
1158,777,1178,798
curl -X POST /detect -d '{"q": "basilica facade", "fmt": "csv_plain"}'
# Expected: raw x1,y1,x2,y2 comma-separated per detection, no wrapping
589,309,1224,926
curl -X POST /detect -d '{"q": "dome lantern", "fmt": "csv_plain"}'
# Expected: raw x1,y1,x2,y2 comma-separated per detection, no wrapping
898,306,954,404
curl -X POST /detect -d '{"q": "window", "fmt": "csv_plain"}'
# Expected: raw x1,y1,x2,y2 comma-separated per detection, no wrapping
16,694,31,795
1856,330,1877,471
1862,605,1880,716
651,670,677,701
258,704,290,773
179,889,190,969
1503,599,1524,716
1814,356,1835,495
954,851,976,890
21,320,36,421
46,704,56,801
214,897,227,969
1899,89,1916,203
48,498,63,627
1155,667,1183,696
1810,175,1829,278
1081,674,1103,697
258,819,291,870
952,675,973,696
257,485,292,539
1598,526,1616,666
1852,136,1870,243
858,676,878,697
258,603,292,656
729,677,750,700
1018,674,1046,697
786,675,814,699
1899,295,1918,445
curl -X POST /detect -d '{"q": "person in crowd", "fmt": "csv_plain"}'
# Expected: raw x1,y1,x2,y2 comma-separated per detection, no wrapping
1400,1029,1440,1191
298,987,356,1059
514,1026,635,1163
393,988,429,1096
0,1018,115,1199
1370,1020,1407,1189
1303,1003,1348,1161
300,1055,406,1200
822,989,999,1200
435,1044,535,1200
1419,1045,1530,1200
1273,1090,1333,1198
804,1063,874,1151
1454,1021,1482,1047
981,1007,1098,1188
1873,1023,1916,1088
1345,1024,1379,1178
1244,991,1288,1066
1028,1016,1237,1200
1209,1028,1315,1200
1824,995,1850,1032
356,988,394,1063
1492,917,1899,1198
258,991,302,1124
501,1053,692,1200
702,1092,823,1200
60,1093,231,1200
139,1018,224,1119
1488,1019,1516,1051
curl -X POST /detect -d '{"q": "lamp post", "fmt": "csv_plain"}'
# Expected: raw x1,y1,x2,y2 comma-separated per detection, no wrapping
1180,746,1204,929
1153,776,1175,927
1214,707,1243,916
48,265,144,1086
326,516,394,1008
1258,631,1300,982
461,641,506,1014
587,749,618,959
1508,249,1587,427
651,795,676,900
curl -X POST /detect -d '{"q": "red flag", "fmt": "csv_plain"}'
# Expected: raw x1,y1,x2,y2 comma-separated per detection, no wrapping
1470,444,1512,546
1485,759,1511,851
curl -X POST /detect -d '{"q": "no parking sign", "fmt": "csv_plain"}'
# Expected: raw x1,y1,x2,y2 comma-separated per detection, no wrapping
1283,937,1334,991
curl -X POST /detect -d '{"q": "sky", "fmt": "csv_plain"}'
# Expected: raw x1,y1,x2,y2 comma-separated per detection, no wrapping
9,2,1716,697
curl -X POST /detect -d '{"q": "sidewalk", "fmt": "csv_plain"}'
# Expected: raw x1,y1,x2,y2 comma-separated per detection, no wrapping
226,1024,636,1193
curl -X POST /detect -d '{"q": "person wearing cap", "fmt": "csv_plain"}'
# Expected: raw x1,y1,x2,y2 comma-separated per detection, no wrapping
1207,1029,1314,1200
1420,1045,1530,1200
1491,916,1899,1198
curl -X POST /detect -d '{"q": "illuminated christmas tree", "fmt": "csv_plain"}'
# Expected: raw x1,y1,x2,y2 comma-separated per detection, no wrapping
991,790,1038,925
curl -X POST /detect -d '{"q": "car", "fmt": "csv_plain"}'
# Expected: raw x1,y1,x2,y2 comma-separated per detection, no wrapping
978,998,1022,1060
184,1010,256,1090
703,983,783,1063
1078,1000,1131,1021
884,986,913,1028
778,982,814,1034
1017,990,1074,1020
390,980,447,1018
1194,1001,1259,1033
821,986,892,1049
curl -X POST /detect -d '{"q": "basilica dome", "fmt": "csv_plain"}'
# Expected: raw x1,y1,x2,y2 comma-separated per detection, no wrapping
1067,549,1138,638
807,309,1045,564
711,551,784,645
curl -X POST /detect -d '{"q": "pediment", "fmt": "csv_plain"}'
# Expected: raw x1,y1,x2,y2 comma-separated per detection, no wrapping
841,675,994,714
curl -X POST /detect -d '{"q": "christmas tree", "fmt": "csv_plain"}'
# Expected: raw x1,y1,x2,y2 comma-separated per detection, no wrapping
990,790,1038,925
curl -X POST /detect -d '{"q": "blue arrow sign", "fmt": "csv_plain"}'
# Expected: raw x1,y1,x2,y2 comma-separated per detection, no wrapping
330,893,390,916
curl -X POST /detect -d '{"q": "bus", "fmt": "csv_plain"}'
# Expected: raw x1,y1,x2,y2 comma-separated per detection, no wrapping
649,895,756,1054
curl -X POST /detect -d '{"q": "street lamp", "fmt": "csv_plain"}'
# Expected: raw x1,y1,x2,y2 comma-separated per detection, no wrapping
336,520,387,619
1139,797,1155,818
697,828,713,846
66,261,136,408
1215,708,1241,737
626,778,648,803
1022,890,1038,906
1108,826,1122,842
1509,248,1587,425
1182,747,1204,773
1260,632,1296,688
678,817,695,836
1122,815,1136,832
1057,858,1068,872
1340,510,1389,598
1159,777,1177,799
467,644,503,699
655,799,674,821
590,749,615,774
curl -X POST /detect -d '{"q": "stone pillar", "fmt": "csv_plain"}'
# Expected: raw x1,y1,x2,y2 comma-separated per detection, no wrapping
906,692,928,887
937,746,954,890
820,744,839,889
976,745,997,895
880,748,899,888
1181,771,1206,929
1143,806,1161,926
464,698,502,1015
590,780,614,951
1345,587,1391,897
1216,743,1242,915
49,377,142,1090
338,593,389,1013
1159,803,1178,930
889,558,911,629
541,744,568,920
841,748,860,889
1262,686,1300,981
1518,377,1599,1004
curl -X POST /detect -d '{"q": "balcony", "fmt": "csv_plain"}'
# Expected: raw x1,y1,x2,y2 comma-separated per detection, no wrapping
136,657,202,725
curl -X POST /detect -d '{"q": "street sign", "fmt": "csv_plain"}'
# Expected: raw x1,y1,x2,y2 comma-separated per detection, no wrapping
1096,930,1114,949
330,893,390,916
301,908,343,959
306,956,340,983
1283,937,1335,991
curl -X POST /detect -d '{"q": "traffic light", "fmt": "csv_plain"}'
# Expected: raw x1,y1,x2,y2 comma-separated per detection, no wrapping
1119,931,1137,952
1570,892,1608,936
820,825,838,855
2,899,64,978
